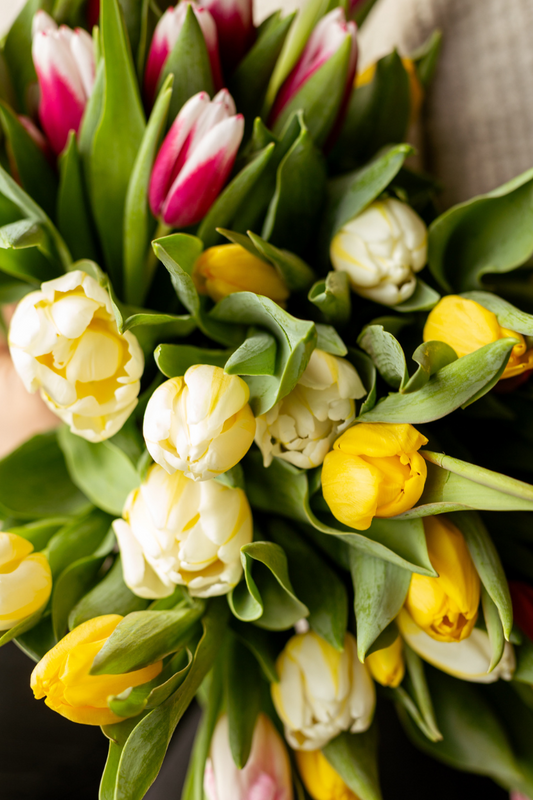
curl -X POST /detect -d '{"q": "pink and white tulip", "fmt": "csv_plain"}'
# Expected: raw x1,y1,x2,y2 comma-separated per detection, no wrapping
148,89,244,229
269,8,357,125
204,714,293,800
202,0,255,72
144,2,223,106
32,11,96,156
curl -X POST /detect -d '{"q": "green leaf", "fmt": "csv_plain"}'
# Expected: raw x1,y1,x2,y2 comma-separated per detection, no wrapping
89,0,146,288
514,637,533,684
350,348,377,415
394,279,441,313
0,270,33,302
358,324,409,390
3,0,51,113
158,4,214,121
225,329,277,376
401,340,457,393
45,508,113,578
323,727,383,800
231,621,280,683
0,604,47,650
308,271,351,326
91,604,205,674
228,540,309,629
269,519,348,650
394,644,442,742
52,553,107,640
6,518,68,551
210,292,316,414
58,426,140,517
69,556,148,629
428,165,533,291
315,323,347,356
461,290,533,335
247,230,315,291
411,29,442,88
0,431,90,520
350,549,411,661
57,132,99,262
359,338,517,423
124,75,173,305
155,342,233,379
14,614,56,662
224,634,262,768
481,586,506,672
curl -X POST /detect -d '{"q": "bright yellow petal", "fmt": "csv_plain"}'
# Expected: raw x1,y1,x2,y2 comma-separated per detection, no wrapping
322,450,381,530
366,637,405,688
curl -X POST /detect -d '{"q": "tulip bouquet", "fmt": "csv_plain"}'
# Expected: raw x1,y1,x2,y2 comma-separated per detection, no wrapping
2,0,533,798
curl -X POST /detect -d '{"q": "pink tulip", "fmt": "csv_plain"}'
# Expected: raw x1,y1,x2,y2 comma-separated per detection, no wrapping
32,11,95,156
144,2,223,106
204,714,293,800
269,8,357,125
149,89,243,229
202,0,255,72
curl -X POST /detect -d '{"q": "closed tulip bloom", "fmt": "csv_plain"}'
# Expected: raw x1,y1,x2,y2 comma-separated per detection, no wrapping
113,463,252,598
509,581,533,642
272,631,375,751
398,609,515,683
148,90,244,229
0,533,52,631
322,423,428,531
204,713,293,800
424,296,533,380
296,749,359,800
144,2,223,104
366,636,405,688
330,199,427,306
255,349,366,469
32,11,95,155
202,0,254,72
8,271,144,443
31,616,162,725
405,516,480,643
143,366,255,481
193,244,289,305
270,9,357,126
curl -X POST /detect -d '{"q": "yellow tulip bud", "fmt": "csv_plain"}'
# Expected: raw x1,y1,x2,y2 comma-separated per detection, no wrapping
193,244,290,305
405,516,481,643
296,749,359,800
423,295,533,381
322,423,428,531
30,615,162,725
366,636,405,687
0,532,52,630
356,57,424,124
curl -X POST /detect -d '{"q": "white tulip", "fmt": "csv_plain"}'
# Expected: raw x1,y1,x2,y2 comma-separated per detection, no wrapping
113,463,253,599
398,609,515,683
255,349,366,469
8,271,143,442
143,366,256,481
330,198,428,306
272,631,375,751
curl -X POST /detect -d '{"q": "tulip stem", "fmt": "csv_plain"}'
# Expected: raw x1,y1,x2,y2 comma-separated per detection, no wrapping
143,221,172,304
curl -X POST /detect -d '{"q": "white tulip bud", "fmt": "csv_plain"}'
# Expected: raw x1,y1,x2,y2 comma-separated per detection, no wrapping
398,609,516,683
330,198,428,306
272,631,375,750
8,271,143,442
143,366,256,481
255,349,366,469
113,463,253,599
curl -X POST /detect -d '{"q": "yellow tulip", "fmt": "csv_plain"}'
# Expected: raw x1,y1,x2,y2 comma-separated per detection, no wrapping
356,57,424,124
31,615,162,725
322,423,428,530
193,244,290,305
405,516,480,643
423,295,533,380
0,532,52,630
296,749,359,800
366,636,405,687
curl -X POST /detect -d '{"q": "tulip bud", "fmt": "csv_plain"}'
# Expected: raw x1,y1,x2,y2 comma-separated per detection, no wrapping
366,636,405,687
270,9,357,128
148,90,244,229
32,11,96,155
113,463,253,598
397,609,516,683
204,713,293,800
144,2,223,105
0,533,52,631
31,615,162,725
8,270,144,443
296,749,359,800
192,243,290,305
322,423,428,531
509,581,533,643
255,349,366,470
424,296,533,381
202,0,255,73
272,631,375,750
330,198,428,306
405,516,481,643
143,366,255,481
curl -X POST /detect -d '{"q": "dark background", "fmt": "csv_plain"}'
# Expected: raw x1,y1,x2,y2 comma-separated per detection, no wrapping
0,642,508,800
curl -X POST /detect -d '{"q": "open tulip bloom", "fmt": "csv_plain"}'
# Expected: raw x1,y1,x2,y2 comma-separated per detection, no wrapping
3,1,533,799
